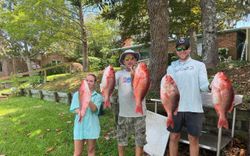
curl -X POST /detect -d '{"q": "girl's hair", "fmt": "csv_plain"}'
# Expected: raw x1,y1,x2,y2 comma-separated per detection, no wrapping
87,73,97,82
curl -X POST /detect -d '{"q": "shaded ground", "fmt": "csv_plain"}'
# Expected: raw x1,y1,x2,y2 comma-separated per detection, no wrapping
222,64,250,110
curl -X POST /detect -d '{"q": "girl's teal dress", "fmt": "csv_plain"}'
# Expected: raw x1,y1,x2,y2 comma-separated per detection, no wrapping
70,91,103,140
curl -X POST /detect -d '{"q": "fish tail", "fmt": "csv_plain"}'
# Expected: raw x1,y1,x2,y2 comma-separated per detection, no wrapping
167,118,174,129
218,118,229,129
135,105,143,115
104,101,111,109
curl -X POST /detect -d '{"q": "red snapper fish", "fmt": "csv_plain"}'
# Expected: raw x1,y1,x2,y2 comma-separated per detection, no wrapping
133,62,150,114
160,75,179,128
211,72,234,129
100,65,115,108
78,79,91,122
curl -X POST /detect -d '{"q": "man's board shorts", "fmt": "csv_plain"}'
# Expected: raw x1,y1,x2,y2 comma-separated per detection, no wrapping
117,116,147,147
167,112,204,137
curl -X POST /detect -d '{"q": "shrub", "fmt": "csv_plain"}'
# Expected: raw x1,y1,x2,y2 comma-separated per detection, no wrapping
42,63,68,75
106,54,119,67
168,53,178,65
218,48,229,61
28,75,43,86
89,57,103,71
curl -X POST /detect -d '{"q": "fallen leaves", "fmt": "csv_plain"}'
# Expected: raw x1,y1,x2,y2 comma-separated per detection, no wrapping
45,147,55,154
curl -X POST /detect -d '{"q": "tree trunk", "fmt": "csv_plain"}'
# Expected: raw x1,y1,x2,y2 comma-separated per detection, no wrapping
200,0,218,68
23,42,33,76
78,1,88,72
189,28,198,58
147,0,169,94
12,58,16,74
24,56,33,76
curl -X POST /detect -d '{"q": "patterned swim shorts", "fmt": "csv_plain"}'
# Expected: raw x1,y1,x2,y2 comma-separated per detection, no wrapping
116,116,147,147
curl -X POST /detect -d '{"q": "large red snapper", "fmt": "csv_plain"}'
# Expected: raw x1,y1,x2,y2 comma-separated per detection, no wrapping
160,75,179,128
78,79,91,122
133,62,150,114
100,65,115,108
211,72,234,129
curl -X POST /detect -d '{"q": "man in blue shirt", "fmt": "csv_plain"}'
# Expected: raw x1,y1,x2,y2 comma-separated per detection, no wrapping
166,38,210,156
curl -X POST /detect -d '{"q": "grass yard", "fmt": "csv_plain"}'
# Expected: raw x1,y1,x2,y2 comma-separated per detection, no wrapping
0,96,135,156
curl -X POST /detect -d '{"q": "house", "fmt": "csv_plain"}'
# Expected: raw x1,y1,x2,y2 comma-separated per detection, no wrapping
0,53,70,78
0,57,28,77
112,27,250,61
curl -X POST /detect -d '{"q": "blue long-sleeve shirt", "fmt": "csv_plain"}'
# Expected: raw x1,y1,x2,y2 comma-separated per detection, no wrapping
167,57,210,113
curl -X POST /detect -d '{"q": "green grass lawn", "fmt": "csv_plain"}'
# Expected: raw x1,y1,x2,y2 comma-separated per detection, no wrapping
0,96,135,156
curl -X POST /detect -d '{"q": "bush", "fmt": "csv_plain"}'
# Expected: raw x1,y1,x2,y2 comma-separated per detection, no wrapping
28,75,43,86
42,63,68,75
106,54,119,67
77,57,106,71
218,48,229,61
89,57,104,71
168,53,178,65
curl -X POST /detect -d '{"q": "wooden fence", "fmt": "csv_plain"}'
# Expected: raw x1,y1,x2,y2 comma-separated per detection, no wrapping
0,62,72,82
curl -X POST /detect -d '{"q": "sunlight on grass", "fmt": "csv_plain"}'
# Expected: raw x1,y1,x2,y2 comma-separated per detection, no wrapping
47,73,70,81
28,129,42,138
0,97,135,155
11,113,26,122
0,108,18,116
0,88,11,94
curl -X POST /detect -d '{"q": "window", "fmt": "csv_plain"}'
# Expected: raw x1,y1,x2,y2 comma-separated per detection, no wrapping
51,60,61,64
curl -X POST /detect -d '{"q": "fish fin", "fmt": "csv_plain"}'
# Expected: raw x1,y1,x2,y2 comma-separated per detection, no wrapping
228,102,234,113
218,118,229,129
133,77,141,89
135,105,143,115
173,107,178,115
228,94,234,113
104,101,111,109
214,104,220,115
167,118,174,129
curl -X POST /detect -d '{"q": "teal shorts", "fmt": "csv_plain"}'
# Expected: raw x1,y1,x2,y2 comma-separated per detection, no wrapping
116,116,147,147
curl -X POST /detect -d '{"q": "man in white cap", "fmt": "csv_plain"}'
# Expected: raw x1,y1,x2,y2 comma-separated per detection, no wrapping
115,49,147,156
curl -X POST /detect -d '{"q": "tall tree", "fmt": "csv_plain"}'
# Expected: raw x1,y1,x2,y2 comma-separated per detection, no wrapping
68,0,89,71
200,0,218,68
101,0,150,43
67,0,118,71
0,0,74,75
86,17,119,58
147,0,169,93
169,0,201,57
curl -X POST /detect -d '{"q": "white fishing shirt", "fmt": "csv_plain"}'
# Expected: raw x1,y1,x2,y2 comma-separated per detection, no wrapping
167,57,210,113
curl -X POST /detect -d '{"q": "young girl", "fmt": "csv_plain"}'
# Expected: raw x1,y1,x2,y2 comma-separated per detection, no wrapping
70,74,103,156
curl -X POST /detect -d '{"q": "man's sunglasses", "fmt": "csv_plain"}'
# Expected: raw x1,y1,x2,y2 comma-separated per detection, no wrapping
176,47,187,52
